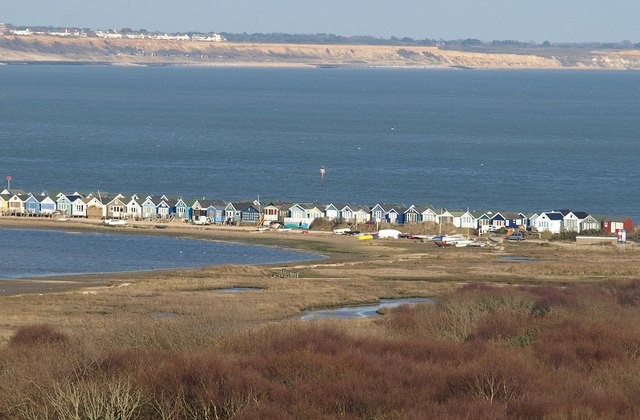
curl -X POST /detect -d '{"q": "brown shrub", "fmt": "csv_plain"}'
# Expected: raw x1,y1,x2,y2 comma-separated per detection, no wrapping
419,284,536,341
444,347,536,406
9,324,69,347
474,311,534,343
132,350,264,419
607,279,640,306
6,281,640,418
534,318,627,371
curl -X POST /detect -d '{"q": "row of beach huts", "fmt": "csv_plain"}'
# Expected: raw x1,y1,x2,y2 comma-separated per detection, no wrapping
0,188,634,235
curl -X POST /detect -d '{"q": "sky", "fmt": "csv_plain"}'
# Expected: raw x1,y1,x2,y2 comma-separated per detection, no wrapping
3,0,639,43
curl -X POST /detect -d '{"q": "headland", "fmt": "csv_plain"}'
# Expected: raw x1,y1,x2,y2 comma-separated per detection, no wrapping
3,34,640,70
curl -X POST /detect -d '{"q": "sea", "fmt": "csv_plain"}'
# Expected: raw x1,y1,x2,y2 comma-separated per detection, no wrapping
1,65,639,220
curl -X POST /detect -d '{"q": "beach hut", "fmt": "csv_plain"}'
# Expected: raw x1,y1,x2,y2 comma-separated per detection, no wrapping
525,213,539,230
56,194,73,216
106,197,127,219
324,204,340,220
69,195,87,218
224,202,238,223
141,196,159,220
277,203,294,223
488,212,508,229
352,205,371,223
305,204,325,221
600,216,634,234
502,212,526,229
140,196,154,220
338,204,355,222
158,198,176,219
262,202,281,222
0,194,9,214
174,198,189,219
577,213,600,232
369,204,386,223
385,206,403,224
452,210,477,229
235,202,261,223
438,209,455,226
472,212,491,230
403,205,421,224
123,195,143,220
37,194,57,216
190,199,206,221
450,210,464,228
533,212,564,233
8,194,28,215
208,201,227,223
288,204,306,221
83,196,105,219
24,194,41,215
555,210,580,232
184,199,196,220
416,206,438,223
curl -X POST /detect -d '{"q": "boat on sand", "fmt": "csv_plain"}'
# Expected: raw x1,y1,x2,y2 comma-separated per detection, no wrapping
103,219,127,226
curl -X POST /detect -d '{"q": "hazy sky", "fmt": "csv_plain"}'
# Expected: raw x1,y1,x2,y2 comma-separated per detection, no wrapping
3,0,639,42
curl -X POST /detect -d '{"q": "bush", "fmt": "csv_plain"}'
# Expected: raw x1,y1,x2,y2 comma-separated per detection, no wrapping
550,231,578,241
309,217,348,231
540,230,554,241
581,229,608,236
9,324,68,347
6,282,640,418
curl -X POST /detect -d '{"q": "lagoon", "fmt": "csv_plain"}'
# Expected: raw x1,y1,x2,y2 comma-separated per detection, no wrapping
0,228,319,279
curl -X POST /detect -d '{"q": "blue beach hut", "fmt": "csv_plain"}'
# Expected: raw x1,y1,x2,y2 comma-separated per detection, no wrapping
24,194,41,215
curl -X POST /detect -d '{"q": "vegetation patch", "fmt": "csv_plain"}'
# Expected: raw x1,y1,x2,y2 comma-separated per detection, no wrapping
3,281,640,418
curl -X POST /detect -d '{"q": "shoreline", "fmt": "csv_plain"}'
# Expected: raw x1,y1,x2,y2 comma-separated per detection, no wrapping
2,215,638,297
1,60,638,72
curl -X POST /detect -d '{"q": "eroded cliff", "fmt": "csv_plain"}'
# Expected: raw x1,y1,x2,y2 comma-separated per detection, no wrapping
1,35,640,69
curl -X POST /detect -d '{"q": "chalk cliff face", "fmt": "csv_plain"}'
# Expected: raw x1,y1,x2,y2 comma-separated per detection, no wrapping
2,35,640,70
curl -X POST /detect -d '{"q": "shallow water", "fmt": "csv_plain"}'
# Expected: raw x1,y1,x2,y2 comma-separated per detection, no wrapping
496,256,546,262
301,297,433,320
0,228,320,279
216,287,263,293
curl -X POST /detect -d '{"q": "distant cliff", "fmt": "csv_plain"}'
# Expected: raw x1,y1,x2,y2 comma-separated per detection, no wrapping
2,35,640,70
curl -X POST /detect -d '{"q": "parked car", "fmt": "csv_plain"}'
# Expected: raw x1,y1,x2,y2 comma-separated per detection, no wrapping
506,231,526,241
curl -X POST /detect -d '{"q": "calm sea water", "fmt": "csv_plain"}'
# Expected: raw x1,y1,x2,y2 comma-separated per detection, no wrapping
0,228,318,279
1,66,639,220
